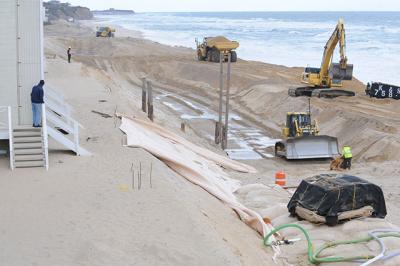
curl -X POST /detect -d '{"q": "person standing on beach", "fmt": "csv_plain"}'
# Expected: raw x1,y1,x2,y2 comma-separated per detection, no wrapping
67,46,72,63
31,80,45,127
341,145,353,170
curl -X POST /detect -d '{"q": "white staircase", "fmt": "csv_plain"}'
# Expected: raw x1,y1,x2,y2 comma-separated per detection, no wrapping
44,86,90,157
12,127,47,169
1,87,89,170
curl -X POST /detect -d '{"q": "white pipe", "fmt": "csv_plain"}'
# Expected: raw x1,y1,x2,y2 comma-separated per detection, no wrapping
361,229,400,266
39,0,44,80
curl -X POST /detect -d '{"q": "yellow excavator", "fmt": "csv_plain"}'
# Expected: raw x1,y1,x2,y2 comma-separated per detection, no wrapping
275,112,339,160
289,19,355,98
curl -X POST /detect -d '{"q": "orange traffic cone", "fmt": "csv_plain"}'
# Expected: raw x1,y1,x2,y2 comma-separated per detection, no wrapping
275,171,286,187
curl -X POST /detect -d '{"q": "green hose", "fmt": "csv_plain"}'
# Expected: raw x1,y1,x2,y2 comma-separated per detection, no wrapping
263,223,400,264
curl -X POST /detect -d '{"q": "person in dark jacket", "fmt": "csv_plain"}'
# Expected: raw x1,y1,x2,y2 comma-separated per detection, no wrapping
67,46,72,63
31,80,45,127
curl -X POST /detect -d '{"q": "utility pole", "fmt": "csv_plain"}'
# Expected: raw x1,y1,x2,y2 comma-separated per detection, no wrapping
222,52,232,150
216,52,224,145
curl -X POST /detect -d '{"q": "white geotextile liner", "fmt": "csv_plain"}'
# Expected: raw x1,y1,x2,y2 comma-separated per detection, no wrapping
120,117,275,237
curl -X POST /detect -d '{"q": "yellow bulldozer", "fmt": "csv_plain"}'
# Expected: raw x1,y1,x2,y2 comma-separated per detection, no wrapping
275,112,340,160
196,36,239,63
96,26,115,38
289,19,354,98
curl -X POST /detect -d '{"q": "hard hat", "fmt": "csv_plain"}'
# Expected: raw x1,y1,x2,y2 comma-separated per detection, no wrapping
68,46,71,49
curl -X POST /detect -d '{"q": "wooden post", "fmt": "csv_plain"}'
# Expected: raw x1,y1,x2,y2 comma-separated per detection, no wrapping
141,77,147,113
222,52,232,150
216,51,224,145
147,80,154,121
214,121,220,144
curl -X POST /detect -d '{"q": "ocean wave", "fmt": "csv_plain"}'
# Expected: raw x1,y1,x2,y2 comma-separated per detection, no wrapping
96,12,400,84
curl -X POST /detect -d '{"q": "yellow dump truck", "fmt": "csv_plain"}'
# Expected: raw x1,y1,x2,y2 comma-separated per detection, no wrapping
196,36,239,63
96,26,115,38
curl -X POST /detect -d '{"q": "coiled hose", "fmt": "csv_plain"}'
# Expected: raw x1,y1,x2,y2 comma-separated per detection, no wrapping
263,223,400,264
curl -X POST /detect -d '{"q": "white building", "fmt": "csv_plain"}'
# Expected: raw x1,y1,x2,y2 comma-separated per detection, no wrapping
0,0,88,170
0,0,44,127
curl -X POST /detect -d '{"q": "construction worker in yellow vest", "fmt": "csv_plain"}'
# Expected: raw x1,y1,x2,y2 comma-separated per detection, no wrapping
341,145,353,170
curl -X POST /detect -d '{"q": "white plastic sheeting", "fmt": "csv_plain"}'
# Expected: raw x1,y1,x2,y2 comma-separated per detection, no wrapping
119,117,277,239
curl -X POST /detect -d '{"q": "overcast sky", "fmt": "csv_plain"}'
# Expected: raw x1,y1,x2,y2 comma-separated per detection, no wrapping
65,0,400,12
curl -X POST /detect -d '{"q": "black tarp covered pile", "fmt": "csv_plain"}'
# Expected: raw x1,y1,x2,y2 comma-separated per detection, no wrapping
288,174,387,226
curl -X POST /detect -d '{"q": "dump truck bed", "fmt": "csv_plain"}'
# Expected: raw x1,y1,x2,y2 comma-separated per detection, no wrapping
205,36,239,51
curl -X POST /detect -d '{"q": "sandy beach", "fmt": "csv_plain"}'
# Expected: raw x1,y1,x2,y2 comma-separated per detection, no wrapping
1,19,399,265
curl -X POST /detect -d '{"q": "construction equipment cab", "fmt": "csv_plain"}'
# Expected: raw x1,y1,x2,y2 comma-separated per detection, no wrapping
275,112,340,160
196,36,239,63
96,26,115,38
289,19,354,98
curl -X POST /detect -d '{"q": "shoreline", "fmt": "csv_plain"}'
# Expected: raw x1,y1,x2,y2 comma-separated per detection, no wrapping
85,17,333,76
86,13,397,86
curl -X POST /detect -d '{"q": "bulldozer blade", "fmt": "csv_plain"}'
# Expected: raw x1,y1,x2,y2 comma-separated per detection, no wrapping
329,63,353,80
283,135,340,160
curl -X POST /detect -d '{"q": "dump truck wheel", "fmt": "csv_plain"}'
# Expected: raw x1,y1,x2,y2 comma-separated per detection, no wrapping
212,49,220,63
230,51,237,62
207,50,213,62
197,50,204,61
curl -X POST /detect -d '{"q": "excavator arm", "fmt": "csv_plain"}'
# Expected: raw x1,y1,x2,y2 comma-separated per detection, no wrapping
290,19,354,98
320,19,349,83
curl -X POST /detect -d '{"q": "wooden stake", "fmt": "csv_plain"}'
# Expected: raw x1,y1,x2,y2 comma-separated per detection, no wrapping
147,81,154,121
139,162,142,190
132,169,135,190
142,77,147,113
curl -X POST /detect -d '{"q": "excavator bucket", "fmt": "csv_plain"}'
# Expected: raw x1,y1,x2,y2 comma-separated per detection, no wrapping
282,135,340,160
329,63,353,80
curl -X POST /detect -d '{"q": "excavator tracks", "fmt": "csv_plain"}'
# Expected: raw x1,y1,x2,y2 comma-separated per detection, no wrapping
288,87,355,98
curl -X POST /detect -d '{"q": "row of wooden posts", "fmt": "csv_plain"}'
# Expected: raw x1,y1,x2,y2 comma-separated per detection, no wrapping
141,77,154,121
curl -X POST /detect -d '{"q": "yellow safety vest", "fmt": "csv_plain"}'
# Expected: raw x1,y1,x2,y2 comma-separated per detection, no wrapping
342,146,352,159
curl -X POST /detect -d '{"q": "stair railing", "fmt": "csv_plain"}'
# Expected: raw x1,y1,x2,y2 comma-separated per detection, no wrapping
44,87,86,156
0,106,14,170
41,104,49,170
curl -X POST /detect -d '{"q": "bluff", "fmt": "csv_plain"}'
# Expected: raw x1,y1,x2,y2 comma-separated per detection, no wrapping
44,1,93,22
